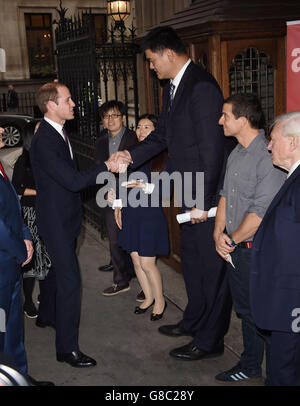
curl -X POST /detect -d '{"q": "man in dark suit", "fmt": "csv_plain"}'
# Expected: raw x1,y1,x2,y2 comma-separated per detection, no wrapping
0,127,53,385
30,82,112,368
250,111,300,386
112,26,233,360
95,100,137,297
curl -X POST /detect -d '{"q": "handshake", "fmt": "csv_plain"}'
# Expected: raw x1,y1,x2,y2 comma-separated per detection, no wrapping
105,150,133,173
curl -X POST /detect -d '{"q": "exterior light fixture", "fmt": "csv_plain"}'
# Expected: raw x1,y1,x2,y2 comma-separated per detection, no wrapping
107,1,131,28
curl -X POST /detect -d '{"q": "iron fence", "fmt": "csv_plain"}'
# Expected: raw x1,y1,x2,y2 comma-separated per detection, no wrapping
54,8,140,237
0,92,42,118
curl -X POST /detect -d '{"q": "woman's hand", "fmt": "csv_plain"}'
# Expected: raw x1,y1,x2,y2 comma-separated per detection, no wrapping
114,207,122,230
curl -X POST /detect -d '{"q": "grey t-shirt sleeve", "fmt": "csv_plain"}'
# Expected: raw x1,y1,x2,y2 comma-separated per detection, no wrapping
248,157,286,218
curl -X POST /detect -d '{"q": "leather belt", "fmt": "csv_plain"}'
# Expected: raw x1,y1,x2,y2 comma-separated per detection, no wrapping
238,241,252,249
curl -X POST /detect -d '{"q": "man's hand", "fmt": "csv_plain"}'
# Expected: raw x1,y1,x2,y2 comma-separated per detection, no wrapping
190,208,208,224
214,232,235,260
105,150,132,173
114,207,122,230
22,240,34,267
107,188,116,204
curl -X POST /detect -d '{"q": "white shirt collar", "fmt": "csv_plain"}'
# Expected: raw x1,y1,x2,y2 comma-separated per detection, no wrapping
44,116,64,135
170,58,191,95
287,160,300,178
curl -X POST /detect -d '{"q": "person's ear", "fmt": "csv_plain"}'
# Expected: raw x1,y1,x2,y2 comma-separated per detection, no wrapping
47,100,57,113
289,135,298,151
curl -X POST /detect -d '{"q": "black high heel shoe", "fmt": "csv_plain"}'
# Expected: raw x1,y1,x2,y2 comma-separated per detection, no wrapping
134,300,154,314
150,301,167,321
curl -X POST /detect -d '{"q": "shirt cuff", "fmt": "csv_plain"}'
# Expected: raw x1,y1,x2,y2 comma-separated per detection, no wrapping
143,183,155,194
112,199,123,210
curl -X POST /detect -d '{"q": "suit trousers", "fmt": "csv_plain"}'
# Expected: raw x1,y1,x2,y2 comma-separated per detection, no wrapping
261,330,300,386
104,206,133,286
179,220,232,352
0,259,27,375
38,235,81,354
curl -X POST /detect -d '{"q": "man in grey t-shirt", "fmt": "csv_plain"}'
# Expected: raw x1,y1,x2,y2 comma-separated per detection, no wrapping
213,94,286,384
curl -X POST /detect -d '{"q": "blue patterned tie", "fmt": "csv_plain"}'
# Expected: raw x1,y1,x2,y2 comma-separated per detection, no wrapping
168,82,175,112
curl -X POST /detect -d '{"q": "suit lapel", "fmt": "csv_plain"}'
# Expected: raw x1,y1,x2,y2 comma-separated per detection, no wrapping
168,62,193,116
119,128,131,151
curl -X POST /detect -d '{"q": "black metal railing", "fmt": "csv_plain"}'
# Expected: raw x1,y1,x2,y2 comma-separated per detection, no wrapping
0,92,42,118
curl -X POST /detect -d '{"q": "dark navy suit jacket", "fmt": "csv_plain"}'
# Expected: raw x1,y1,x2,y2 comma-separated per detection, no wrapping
30,119,107,242
129,61,230,212
0,175,31,264
250,165,300,332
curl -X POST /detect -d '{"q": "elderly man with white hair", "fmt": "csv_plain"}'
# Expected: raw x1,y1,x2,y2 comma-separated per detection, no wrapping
250,111,300,386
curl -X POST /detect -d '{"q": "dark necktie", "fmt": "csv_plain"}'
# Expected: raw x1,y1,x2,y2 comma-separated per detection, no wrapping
62,127,69,146
0,161,9,181
62,127,73,159
168,82,175,112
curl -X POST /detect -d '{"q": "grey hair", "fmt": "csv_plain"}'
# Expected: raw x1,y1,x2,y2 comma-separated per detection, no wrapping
272,111,300,145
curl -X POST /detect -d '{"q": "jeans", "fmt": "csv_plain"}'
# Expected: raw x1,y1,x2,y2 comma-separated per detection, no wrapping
229,247,264,376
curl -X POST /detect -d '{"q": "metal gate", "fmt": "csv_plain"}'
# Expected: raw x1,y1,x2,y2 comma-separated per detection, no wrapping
54,8,139,236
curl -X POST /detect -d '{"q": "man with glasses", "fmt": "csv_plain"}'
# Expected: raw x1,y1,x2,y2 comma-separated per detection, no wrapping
95,100,137,296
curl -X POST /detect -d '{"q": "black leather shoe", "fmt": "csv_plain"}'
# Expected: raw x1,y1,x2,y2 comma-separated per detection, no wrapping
98,263,114,272
56,351,97,368
27,375,55,386
35,318,56,329
150,301,167,321
158,324,194,337
169,341,224,361
134,300,154,314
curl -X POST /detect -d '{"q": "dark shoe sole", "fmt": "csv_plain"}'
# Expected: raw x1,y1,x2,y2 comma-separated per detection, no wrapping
158,328,194,338
215,376,263,385
170,350,224,361
103,286,130,296
24,310,38,319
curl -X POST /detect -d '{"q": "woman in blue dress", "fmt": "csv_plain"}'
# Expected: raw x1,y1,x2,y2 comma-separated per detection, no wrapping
114,114,169,321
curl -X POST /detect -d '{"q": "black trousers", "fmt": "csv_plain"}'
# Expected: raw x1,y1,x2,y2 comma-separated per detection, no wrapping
179,219,232,352
104,206,134,286
38,235,81,354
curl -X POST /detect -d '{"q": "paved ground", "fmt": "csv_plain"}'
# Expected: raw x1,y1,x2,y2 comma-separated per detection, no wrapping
23,224,265,387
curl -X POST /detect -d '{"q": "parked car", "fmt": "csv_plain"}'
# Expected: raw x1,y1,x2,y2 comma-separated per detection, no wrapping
0,113,36,147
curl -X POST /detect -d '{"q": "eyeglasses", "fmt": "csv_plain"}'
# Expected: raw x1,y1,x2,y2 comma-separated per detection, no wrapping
103,114,122,120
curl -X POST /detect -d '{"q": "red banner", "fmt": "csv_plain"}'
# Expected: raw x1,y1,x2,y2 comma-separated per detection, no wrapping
287,21,300,112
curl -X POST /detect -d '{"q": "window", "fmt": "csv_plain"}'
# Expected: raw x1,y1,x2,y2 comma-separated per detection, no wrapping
229,47,274,127
25,13,55,78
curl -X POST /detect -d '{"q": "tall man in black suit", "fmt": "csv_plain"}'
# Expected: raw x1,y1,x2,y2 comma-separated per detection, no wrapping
95,100,137,296
30,82,112,368
112,26,233,360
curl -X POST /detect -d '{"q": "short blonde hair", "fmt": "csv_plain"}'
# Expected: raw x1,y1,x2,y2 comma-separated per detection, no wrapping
36,82,65,114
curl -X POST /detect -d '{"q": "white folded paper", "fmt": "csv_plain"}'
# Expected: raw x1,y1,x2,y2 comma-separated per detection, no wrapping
226,254,235,269
176,207,217,224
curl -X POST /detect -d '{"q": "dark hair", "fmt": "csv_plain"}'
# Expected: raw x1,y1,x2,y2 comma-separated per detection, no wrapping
22,121,37,151
137,113,158,128
142,26,187,55
99,100,127,118
224,93,265,129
